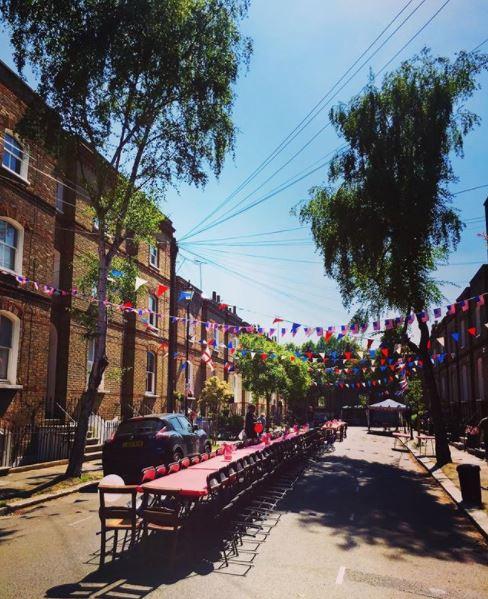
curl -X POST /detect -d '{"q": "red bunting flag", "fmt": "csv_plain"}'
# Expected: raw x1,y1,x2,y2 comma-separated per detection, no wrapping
468,327,477,336
261,353,268,361
156,284,169,297
381,348,389,357
324,331,333,343
273,317,284,324
367,339,374,349
344,351,352,360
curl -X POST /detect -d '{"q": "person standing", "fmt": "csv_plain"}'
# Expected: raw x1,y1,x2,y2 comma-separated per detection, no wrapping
245,404,257,439
257,413,267,432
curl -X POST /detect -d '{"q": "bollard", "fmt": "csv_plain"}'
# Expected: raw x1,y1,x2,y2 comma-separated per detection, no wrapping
456,464,482,506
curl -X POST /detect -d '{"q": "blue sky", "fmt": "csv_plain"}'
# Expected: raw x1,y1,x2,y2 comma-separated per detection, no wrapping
2,0,488,341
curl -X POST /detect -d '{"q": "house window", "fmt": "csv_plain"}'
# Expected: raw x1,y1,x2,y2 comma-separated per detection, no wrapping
187,360,194,395
146,351,156,394
55,182,64,213
148,295,158,329
0,218,23,275
87,337,105,391
0,311,20,384
149,244,159,269
2,132,28,179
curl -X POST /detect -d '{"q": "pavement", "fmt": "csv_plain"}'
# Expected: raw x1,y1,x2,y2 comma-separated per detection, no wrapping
0,460,102,501
0,428,487,599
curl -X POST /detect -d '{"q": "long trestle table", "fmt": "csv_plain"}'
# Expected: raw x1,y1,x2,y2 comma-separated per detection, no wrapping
142,431,303,498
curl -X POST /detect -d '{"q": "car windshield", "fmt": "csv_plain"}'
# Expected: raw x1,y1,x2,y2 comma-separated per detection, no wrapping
115,419,163,437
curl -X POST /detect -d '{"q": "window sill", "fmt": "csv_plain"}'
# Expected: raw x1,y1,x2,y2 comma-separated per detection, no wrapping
0,266,22,278
1,164,29,184
144,392,159,398
0,383,23,390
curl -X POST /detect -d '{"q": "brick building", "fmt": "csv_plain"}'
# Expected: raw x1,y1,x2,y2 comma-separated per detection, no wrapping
171,277,252,415
432,262,488,428
0,59,177,426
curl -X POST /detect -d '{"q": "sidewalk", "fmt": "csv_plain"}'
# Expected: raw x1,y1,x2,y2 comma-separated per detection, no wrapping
0,459,102,501
406,437,488,540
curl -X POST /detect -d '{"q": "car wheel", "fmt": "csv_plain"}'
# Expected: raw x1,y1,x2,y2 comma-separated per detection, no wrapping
204,441,212,454
172,448,184,462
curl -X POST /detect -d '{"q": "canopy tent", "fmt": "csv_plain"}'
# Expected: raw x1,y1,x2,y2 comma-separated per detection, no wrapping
367,399,407,431
368,399,407,411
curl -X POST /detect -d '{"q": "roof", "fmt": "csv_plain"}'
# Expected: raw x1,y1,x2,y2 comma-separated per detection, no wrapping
368,399,407,411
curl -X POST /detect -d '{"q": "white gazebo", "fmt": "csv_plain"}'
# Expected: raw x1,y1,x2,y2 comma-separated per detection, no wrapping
367,399,407,431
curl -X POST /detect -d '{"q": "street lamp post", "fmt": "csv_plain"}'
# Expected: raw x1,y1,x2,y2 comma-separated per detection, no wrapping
184,299,191,417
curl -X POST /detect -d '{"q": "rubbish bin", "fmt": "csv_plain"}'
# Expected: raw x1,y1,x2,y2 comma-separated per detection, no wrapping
456,464,482,506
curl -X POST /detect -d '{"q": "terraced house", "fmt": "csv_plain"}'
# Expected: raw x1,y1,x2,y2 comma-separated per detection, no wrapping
0,59,177,432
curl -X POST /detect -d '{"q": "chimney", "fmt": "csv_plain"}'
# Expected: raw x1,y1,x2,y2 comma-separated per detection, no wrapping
233,305,237,314
212,291,217,301
217,294,221,303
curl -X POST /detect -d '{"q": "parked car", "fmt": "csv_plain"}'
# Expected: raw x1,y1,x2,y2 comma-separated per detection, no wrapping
102,413,211,483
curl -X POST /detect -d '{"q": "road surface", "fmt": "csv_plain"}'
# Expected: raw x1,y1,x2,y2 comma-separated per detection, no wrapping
0,428,487,598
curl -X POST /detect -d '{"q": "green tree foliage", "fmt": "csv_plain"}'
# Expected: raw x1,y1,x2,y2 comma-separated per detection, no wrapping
300,49,487,465
237,334,311,416
199,376,233,417
0,0,252,476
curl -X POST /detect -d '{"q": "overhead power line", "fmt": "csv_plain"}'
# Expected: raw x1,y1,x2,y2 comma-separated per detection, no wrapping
182,0,454,242
179,0,427,241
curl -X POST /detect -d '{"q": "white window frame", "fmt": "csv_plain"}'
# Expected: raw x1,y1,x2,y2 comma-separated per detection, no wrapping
55,181,64,213
148,294,159,330
86,337,105,391
2,131,29,181
0,217,24,276
149,243,159,269
187,360,194,395
0,310,20,386
145,351,156,395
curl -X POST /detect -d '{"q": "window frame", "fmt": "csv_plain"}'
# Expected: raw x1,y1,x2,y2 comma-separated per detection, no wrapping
145,350,157,395
0,311,20,386
148,294,159,330
0,217,24,276
2,131,29,181
149,243,159,269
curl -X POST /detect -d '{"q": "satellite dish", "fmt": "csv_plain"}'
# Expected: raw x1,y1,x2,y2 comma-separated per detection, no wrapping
99,474,125,504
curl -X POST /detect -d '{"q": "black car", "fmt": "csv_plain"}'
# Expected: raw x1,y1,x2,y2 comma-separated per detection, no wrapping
102,413,211,483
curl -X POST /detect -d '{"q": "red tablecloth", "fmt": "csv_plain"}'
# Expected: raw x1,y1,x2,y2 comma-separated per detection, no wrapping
142,431,302,498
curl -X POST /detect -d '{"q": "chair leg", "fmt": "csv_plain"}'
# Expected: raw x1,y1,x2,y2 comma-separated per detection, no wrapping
100,527,106,567
112,530,118,560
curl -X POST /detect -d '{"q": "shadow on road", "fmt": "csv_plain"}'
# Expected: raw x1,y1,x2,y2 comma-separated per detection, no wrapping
283,453,488,565
42,448,488,597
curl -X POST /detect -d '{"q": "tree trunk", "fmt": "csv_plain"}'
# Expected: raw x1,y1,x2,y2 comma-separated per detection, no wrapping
66,253,110,478
417,318,451,466
265,393,271,429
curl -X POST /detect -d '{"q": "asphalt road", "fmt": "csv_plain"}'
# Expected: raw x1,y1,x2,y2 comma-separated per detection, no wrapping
0,428,487,599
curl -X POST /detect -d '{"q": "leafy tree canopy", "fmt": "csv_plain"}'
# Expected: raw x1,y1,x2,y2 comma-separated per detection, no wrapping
199,376,232,417
299,49,486,317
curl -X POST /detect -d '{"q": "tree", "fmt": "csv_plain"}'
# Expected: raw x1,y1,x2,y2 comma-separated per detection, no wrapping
237,334,312,419
237,334,289,420
0,0,252,476
199,376,232,417
299,49,487,465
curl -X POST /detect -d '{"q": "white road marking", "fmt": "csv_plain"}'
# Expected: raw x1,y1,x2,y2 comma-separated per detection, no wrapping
336,566,346,585
429,589,447,596
69,515,93,527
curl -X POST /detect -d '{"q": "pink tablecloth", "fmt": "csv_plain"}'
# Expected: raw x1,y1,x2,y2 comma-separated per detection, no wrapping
142,431,302,498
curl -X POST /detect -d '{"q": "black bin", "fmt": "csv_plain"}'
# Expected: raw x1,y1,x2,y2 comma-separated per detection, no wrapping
456,464,482,506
